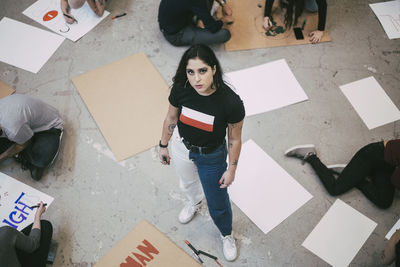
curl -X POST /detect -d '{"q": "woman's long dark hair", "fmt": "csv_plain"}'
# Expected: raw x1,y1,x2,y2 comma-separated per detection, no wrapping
281,0,305,29
172,45,226,91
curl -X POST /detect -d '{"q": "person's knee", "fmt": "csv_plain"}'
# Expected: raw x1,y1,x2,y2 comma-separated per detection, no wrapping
220,29,231,43
68,0,85,9
376,198,393,209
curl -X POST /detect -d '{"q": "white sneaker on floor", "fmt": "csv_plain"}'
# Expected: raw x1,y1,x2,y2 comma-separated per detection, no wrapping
221,232,237,261
327,164,347,174
178,201,202,224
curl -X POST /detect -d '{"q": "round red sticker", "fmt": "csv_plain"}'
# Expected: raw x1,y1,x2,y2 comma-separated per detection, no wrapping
43,10,58,21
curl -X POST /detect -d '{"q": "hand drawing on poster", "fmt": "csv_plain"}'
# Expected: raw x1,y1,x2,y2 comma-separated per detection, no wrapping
23,0,110,42
0,172,54,231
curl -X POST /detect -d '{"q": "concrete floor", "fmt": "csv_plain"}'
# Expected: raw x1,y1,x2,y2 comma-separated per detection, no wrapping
1,0,400,266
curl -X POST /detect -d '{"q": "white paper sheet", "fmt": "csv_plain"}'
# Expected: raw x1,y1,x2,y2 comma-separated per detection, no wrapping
224,59,308,117
23,0,109,42
228,139,312,234
0,17,64,73
369,1,400,39
386,218,400,239
0,172,54,231
302,199,377,267
339,76,400,130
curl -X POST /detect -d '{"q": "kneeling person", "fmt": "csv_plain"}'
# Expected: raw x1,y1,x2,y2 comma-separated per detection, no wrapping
0,94,63,180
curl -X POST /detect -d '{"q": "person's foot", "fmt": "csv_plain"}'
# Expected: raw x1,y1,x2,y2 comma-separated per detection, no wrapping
221,232,237,261
178,201,202,224
30,166,44,181
327,164,347,175
285,144,316,164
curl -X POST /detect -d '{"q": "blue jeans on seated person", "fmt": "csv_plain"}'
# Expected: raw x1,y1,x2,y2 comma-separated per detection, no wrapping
305,0,318,12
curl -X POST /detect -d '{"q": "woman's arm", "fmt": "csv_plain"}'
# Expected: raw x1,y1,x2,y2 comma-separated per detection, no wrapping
87,0,106,17
309,0,327,43
159,104,179,165
219,120,244,188
60,0,76,23
14,202,46,253
263,0,274,29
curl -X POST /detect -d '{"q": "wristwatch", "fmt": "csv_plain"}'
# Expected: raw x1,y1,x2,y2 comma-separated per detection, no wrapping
159,140,168,148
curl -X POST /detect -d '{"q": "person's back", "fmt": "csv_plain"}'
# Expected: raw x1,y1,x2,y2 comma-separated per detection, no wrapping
158,0,198,34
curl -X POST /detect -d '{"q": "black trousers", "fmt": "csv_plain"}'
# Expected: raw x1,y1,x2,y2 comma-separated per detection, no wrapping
16,220,53,267
307,141,395,209
0,128,62,168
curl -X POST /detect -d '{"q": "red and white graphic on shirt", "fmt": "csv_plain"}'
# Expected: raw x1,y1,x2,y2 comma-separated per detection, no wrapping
180,106,214,132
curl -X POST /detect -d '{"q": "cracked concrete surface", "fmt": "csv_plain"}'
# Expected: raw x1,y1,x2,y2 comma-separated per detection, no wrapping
0,0,400,266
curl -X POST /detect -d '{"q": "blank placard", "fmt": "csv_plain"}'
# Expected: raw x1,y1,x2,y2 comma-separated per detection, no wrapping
0,17,64,73
340,76,400,129
369,1,400,40
228,139,312,234
302,199,377,267
72,52,169,161
225,59,308,117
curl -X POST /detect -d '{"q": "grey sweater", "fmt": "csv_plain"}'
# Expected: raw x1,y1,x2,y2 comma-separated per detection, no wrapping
0,226,41,267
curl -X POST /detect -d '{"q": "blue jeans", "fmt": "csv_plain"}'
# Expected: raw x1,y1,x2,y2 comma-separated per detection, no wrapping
189,143,232,236
305,0,318,12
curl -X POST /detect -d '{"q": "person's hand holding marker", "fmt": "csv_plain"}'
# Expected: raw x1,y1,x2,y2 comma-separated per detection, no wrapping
309,30,323,44
263,16,273,30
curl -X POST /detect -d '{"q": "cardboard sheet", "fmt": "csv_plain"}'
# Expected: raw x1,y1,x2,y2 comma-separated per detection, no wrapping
225,59,308,117
369,1,400,39
0,17,64,73
386,218,400,240
228,139,313,234
23,0,109,42
72,52,169,161
340,76,400,130
0,80,15,99
0,172,54,231
302,199,377,267
224,0,331,51
94,220,201,267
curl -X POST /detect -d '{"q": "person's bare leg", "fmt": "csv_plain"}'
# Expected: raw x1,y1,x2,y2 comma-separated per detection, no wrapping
87,0,106,17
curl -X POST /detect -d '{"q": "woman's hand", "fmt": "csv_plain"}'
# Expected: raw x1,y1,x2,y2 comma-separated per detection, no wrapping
219,169,235,188
159,147,171,165
34,202,46,220
309,30,323,44
263,16,273,30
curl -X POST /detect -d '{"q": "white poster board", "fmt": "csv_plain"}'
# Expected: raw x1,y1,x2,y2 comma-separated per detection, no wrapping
225,59,308,117
369,1,400,39
228,139,313,234
340,76,400,129
302,199,377,267
386,218,400,240
23,0,109,42
0,17,64,73
0,172,54,231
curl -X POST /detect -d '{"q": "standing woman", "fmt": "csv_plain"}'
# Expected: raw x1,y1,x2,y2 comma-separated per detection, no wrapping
263,0,327,43
159,45,245,261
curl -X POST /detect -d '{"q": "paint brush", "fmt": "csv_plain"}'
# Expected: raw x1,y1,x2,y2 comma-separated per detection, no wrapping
30,203,47,209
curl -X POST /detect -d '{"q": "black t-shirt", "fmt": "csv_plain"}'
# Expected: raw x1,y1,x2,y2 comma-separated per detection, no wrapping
158,0,223,35
169,84,245,147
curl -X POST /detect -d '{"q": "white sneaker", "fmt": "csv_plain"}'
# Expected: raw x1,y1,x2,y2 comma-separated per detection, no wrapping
221,232,237,261
178,201,202,224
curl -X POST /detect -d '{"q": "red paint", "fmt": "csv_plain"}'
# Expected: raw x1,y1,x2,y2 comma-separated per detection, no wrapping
120,239,160,267
43,10,58,21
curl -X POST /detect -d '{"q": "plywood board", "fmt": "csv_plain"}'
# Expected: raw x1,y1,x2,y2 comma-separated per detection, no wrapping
72,52,169,161
23,0,109,42
228,139,312,234
0,80,15,99
0,17,64,73
340,76,400,129
225,59,308,117
302,199,377,267
0,172,54,231
224,0,331,51
370,1,400,40
94,220,201,267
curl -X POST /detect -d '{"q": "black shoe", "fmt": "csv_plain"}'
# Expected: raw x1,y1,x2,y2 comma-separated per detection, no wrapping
30,167,44,181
